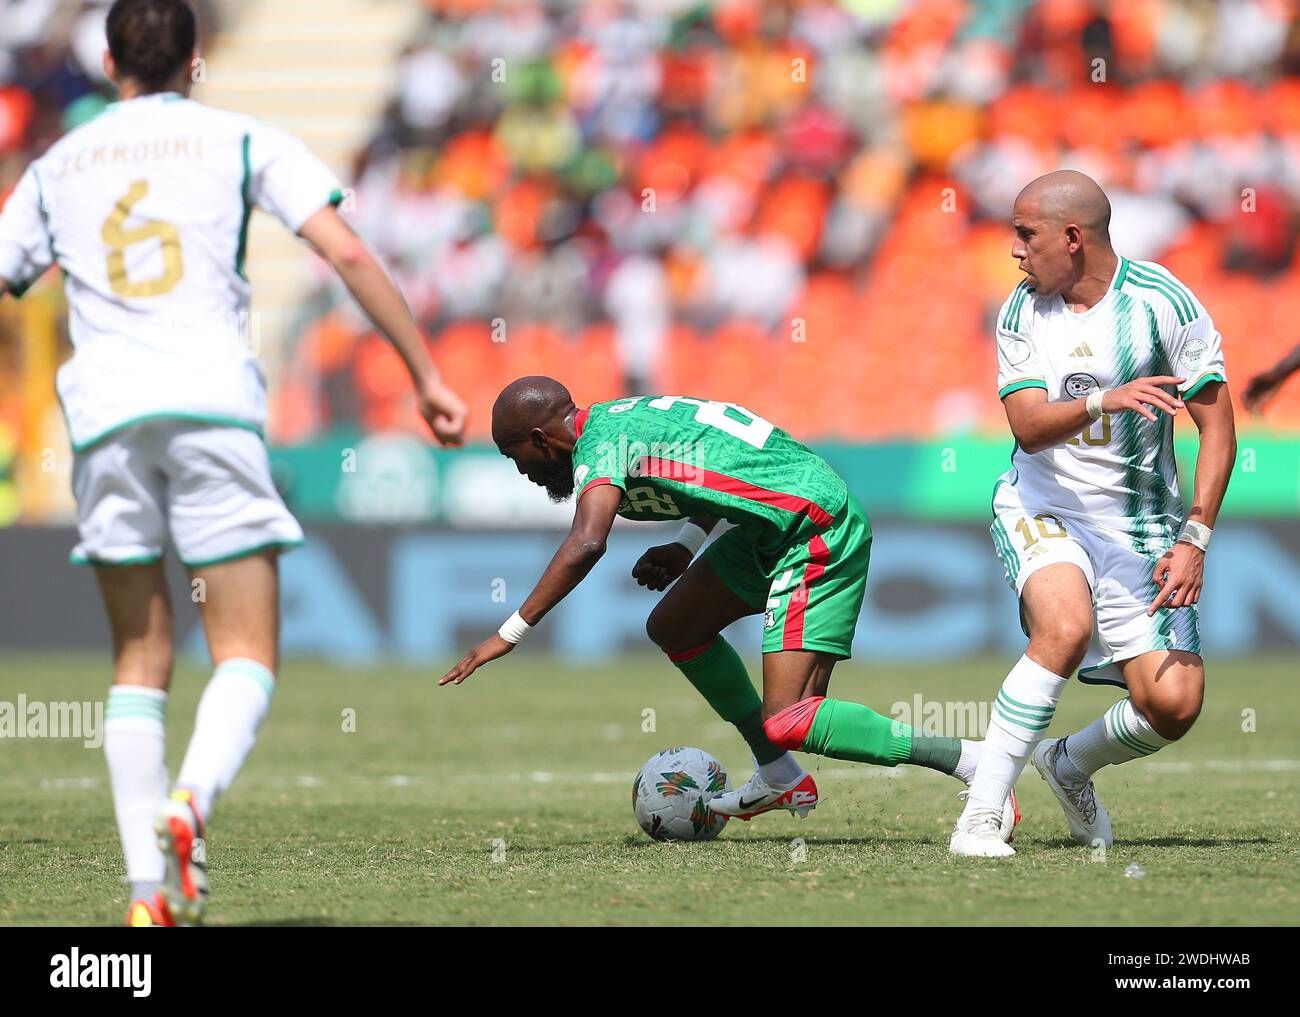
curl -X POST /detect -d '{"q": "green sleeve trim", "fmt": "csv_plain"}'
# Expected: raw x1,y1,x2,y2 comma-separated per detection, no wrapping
71,414,264,453
329,188,345,207
31,165,63,276
1182,373,1225,400
181,538,304,570
998,379,1047,399
236,133,253,279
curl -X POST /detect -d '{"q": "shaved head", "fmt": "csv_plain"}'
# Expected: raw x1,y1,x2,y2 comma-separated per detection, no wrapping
1010,170,1117,302
1015,169,1112,236
492,376,580,502
492,375,574,445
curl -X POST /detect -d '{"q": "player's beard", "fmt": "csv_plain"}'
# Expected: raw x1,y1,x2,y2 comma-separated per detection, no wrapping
537,459,575,503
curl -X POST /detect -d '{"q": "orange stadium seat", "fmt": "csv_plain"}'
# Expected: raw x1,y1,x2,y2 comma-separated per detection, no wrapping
989,85,1059,148
1264,78,1300,134
1120,80,1189,149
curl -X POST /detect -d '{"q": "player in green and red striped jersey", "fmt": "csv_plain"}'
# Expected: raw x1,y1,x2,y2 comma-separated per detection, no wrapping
440,377,1017,835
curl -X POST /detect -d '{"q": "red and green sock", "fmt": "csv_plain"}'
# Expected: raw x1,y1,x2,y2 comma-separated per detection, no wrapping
764,696,963,775
668,637,784,766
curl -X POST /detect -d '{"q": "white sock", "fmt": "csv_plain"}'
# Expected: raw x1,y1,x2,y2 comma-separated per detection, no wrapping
104,686,169,891
964,654,1068,818
757,751,802,786
176,658,275,820
1062,697,1173,777
954,739,981,785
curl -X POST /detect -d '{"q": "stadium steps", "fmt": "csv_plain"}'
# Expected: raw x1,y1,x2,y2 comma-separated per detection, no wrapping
192,0,420,383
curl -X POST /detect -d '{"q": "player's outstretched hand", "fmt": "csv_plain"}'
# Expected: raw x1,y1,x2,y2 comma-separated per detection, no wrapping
439,634,514,686
1148,541,1204,615
1242,369,1283,413
632,543,693,591
1102,376,1185,422
418,378,469,446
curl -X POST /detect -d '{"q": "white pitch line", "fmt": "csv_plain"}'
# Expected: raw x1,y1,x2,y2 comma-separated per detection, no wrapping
3,759,1297,792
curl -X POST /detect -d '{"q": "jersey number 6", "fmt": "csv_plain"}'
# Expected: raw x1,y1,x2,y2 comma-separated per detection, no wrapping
102,179,185,299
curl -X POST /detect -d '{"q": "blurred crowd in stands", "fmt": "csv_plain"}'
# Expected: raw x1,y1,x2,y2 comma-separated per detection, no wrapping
4,0,1300,451
290,0,1300,441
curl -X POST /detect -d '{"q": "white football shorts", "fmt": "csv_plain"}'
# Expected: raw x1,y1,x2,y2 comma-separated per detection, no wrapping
990,478,1201,688
70,419,303,569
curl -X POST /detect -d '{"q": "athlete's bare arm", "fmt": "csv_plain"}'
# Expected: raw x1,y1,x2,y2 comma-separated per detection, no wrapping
1003,376,1186,454
1243,342,1300,412
632,514,719,591
1148,381,1236,615
439,483,625,685
298,206,467,446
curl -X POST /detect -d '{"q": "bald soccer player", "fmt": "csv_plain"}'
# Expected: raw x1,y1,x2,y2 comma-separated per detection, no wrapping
949,171,1237,857
440,379,1019,836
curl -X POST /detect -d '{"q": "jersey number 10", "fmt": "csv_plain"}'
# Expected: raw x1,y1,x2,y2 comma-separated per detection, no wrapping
1066,413,1111,448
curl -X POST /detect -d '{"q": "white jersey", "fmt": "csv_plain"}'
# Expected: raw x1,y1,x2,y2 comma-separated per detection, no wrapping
0,91,342,450
994,256,1226,552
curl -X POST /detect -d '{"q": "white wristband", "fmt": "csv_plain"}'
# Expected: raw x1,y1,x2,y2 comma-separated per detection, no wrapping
497,610,532,645
1177,519,1212,552
673,521,709,557
1085,389,1107,421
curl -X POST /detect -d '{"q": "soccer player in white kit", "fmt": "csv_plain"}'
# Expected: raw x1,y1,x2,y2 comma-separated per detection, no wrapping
0,0,467,921
949,170,1238,857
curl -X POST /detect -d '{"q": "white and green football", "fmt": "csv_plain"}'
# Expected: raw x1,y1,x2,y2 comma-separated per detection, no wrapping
632,747,730,842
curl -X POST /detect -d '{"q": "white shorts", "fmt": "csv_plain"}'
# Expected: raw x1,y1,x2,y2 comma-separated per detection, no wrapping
70,419,303,569
990,478,1201,688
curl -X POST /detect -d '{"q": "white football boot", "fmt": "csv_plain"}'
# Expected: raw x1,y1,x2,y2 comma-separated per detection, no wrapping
1032,738,1112,847
948,806,1017,857
707,770,819,820
957,788,1021,844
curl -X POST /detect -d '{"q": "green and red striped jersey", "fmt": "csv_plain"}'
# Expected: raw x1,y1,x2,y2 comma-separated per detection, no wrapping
571,396,850,554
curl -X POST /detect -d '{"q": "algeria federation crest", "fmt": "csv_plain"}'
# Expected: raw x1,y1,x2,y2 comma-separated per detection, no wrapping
1063,372,1100,398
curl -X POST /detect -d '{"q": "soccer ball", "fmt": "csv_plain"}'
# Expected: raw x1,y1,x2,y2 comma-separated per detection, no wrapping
632,746,730,842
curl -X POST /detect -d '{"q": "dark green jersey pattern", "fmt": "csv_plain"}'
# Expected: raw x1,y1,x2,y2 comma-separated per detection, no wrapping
571,396,850,556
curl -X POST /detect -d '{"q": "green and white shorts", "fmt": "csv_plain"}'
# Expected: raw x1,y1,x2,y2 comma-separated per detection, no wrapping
703,496,872,659
71,419,303,569
990,479,1201,688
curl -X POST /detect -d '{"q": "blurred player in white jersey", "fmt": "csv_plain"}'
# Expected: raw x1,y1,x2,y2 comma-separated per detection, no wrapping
0,0,467,921
950,170,1237,857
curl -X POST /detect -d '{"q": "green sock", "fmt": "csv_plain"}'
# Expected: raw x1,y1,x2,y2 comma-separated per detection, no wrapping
802,698,912,766
907,735,964,776
670,637,782,765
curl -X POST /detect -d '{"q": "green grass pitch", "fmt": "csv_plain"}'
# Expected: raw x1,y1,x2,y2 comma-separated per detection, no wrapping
1,651,1296,926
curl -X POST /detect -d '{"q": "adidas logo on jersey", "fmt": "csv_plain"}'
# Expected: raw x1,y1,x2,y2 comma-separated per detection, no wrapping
1069,342,1095,358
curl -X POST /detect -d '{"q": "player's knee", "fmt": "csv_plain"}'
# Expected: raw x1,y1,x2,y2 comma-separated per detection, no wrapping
645,606,674,651
646,606,709,657
1143,690,1202,740
1031,613,1091,671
